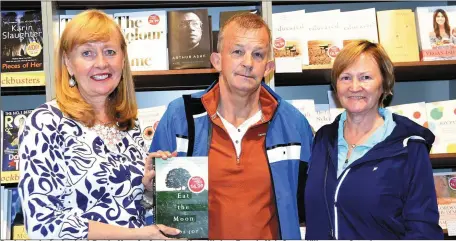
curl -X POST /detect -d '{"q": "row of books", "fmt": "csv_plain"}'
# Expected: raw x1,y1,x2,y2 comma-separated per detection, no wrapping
59,9,260,72
0,106,454,239
273,6,456,73
0,106,168,185
289,94,456,154
0,166,452,240
0,186,27,240
1,98,455,184
3,6,456,86
0,8,259,87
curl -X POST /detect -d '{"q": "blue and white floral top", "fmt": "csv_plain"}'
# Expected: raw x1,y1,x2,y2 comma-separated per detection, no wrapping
18,100,147,239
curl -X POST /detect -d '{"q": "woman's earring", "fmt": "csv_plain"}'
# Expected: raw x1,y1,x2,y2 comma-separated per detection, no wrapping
69,75,76,87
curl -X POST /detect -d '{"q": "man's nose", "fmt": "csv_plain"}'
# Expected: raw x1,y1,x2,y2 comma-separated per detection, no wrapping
242,54,253,69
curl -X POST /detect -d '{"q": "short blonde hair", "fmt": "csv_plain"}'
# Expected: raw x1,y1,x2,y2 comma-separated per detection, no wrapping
217,12,271,54
55,9,137,130
331,40,395,106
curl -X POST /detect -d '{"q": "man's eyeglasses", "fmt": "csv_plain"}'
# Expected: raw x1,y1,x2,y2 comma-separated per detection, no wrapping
178,20,202,29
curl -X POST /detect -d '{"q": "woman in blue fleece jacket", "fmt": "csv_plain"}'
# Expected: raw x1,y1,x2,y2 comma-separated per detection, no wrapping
305,40,443,239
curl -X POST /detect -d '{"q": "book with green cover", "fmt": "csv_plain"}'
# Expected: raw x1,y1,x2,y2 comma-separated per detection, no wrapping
154,156,208,239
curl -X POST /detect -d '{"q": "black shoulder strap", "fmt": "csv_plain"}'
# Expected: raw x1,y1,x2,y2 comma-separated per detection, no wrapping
297,161,308,224
182,94,206,156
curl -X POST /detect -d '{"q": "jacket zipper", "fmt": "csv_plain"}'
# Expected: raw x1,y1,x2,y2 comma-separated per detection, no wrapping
334,168,350,240
264,130,283,239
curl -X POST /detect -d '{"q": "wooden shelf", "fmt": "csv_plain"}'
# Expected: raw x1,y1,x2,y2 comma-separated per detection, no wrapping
1,1,41,10
133,68,219,91
275,60,456,86
430,153,456,168
1,86,46,96
56,1,260,10
271,0,376,5
133,68,218,76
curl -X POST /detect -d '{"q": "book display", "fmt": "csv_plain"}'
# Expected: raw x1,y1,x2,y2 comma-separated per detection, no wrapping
1,0,456,239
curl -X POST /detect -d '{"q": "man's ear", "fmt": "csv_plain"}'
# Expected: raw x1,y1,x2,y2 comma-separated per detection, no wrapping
63,53,73,76
263,60,275,77
210,52,222,72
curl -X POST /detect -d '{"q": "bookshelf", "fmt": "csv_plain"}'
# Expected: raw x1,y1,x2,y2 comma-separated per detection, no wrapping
275,60,456,86
431,153,456,168
133,69,219,91
1,87,46,96
3,60,456,93
2,1,456,240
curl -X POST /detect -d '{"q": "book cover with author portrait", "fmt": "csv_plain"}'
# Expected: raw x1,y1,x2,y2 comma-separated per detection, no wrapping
167,9,211,69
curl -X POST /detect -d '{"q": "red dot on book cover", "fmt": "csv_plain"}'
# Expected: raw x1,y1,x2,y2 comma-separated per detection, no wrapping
274,37,285,49
413,111,421,119
328,46,340,58
188,176,205,193
454,108,456,115
449,177,456,191
148,14,160,25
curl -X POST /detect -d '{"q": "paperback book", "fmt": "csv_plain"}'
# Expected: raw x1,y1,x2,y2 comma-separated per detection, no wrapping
433,172,456,230
1,10,45,87
1,109,33,184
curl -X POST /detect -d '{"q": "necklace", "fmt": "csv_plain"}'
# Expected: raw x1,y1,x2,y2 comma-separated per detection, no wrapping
343,144,357,169
343,121,359,170
89,123,126,151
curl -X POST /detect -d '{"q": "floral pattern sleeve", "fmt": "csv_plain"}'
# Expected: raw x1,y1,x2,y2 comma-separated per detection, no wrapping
18,104,90,239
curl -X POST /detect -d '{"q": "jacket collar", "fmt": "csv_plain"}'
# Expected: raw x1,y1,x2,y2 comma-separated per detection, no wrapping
325,111,434,169
199,80,279,124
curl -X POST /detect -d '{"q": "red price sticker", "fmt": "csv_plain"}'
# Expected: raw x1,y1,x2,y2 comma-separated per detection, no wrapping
188,176,205,193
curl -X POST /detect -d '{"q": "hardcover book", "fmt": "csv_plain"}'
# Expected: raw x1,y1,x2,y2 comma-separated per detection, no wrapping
314,104,331,133
287,99,317,133
272,10,307,73
137,105,167,151
1,10,45,87
154,156,208,239
304,10,342,66
376,9,420,62
1,109,33,184
114,11,168,71
416,6,456,61
433,172,456,230
425,100,456,154
386,102,428,127
339,8,379,46
167,9,211,69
